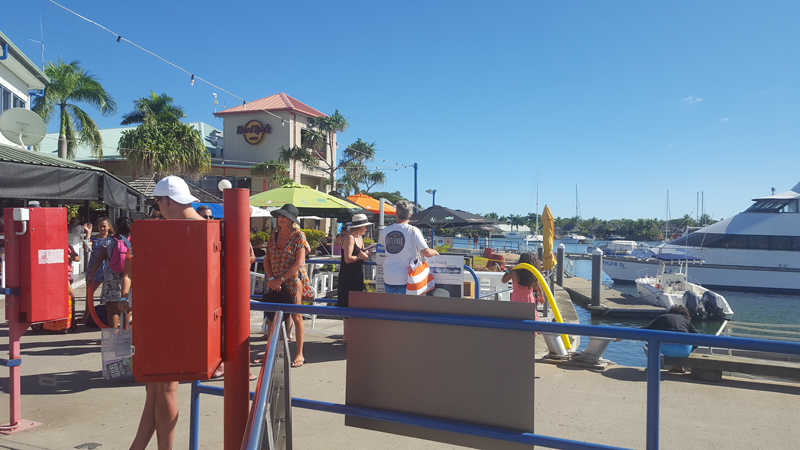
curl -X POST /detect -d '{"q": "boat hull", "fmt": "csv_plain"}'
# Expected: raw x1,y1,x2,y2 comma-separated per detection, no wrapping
603,256,800,294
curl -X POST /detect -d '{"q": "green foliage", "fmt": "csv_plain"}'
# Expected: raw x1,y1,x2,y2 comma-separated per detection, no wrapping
121,91,185,125
434,243,452,253
119,117,210,176
339,139,386,194
368,191,407,204
65,204,80,220
33,60,116,159
250,231,269,245
252,160,291,189
302,229,327,253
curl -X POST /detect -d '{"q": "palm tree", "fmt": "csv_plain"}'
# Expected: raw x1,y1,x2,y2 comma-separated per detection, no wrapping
121,91,185,125
279,145,316,180
33,60,116,159
118,117,210,176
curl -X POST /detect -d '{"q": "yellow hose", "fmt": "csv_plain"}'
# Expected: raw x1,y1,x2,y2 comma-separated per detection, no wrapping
511,263,572,350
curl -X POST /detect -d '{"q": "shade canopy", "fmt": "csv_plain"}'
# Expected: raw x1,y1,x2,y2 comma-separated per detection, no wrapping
346,193,396,215
542,205,555,270
411,205,495,229
0,144,146,210
249,182,363,220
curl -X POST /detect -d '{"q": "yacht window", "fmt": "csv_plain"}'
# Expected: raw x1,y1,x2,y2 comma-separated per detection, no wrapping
670,232,800,251
747,198,798,213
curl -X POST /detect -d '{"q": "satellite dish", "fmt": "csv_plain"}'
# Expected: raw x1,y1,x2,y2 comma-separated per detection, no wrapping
0,108,47,147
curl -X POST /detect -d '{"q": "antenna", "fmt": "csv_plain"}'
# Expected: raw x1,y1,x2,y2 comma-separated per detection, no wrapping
0,108,47,147
28,18,45,70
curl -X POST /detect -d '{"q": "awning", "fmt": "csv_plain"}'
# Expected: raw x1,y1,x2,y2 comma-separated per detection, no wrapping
0,144,146,210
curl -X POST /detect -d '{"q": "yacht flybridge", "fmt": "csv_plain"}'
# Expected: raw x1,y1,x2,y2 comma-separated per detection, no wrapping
602,182,800,293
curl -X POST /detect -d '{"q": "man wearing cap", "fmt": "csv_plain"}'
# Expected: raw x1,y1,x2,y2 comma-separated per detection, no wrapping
378,200,438,294
338,213,372,307
131,175,203,450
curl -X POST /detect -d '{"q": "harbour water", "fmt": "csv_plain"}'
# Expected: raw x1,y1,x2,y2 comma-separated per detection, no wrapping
450,236,800,367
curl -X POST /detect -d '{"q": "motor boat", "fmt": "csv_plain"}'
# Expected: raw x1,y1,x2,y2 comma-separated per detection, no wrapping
525,234,543,243
602,182,800,294
635,261,734,320
561,233,589,244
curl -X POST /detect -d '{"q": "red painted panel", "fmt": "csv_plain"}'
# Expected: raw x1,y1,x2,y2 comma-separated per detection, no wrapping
3,208,69,324
131,219,222,382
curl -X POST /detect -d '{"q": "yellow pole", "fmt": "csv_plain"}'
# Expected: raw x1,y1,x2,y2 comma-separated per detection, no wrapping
512,263,572,350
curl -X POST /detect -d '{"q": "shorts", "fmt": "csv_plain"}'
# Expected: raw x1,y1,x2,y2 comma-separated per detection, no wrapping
261,285,294,321
100,273,123,303
660,343,693,358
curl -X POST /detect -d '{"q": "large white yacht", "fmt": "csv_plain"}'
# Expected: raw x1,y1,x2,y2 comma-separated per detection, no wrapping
602,182,800,293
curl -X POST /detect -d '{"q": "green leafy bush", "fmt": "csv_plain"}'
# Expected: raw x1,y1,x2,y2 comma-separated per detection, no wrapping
251,231,268,246
302,229,327,252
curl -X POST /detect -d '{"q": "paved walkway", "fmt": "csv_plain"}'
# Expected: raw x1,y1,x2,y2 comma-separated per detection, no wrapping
0,294,798,449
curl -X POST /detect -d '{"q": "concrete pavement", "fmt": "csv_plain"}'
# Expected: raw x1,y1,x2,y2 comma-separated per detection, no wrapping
0,294,798,448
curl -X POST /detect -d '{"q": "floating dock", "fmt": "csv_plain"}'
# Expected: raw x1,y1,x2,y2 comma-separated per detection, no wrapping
560,276,665,318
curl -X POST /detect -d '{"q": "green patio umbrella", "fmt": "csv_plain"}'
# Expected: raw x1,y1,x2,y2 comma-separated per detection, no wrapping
249,182,363,220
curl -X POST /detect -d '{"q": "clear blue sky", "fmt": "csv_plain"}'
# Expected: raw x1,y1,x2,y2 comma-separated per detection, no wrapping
5,1,799,220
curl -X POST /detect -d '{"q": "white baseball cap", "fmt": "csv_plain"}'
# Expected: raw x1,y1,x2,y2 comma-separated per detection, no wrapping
153,176,199,204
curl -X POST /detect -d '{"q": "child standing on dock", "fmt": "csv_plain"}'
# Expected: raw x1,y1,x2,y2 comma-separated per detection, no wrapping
502,253,545,320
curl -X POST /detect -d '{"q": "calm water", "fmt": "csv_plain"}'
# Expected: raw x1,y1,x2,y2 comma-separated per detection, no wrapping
450,236,800,367
571,259,800,366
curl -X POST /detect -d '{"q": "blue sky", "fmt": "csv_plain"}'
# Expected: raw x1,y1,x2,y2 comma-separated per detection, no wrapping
4,1,799,219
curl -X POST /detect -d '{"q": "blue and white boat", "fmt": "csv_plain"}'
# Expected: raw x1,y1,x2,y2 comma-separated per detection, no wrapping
602,182,800,294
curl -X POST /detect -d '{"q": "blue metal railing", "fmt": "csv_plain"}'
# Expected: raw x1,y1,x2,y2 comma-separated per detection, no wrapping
189,311,286,450
246,301,800,450
242,311,290,450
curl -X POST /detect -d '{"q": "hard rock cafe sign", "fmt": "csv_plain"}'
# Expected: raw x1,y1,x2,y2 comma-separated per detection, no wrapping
236,120,271,145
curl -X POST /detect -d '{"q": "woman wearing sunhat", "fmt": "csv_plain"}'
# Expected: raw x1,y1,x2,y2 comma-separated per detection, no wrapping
338,213,372,307
264,204,314,368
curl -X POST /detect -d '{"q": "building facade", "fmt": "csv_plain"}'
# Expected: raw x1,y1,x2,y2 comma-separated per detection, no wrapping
0,31,49,148
213,92,336,191
52,92,336,197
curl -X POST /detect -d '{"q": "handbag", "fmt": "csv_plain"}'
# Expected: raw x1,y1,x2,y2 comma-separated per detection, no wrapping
406,256,435,295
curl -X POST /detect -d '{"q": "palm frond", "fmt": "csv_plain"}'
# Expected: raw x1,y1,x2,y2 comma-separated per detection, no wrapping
69,105,103,159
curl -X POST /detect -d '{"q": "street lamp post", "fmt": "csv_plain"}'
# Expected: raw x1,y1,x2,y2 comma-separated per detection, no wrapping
425,188,437,206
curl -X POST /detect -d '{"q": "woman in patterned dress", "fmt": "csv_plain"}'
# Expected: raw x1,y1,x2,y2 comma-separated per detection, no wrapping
265,204,314,368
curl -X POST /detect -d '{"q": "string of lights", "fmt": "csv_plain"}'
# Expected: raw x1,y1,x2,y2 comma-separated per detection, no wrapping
46,0,295,125
37,3,417,180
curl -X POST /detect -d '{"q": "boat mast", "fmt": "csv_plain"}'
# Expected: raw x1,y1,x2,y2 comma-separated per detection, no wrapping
535,183,539,235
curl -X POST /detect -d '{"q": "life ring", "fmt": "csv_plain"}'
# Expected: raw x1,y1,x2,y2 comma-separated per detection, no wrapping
86,280,109,328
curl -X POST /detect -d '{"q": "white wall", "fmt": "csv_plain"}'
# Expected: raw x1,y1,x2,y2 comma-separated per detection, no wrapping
0,63,33,149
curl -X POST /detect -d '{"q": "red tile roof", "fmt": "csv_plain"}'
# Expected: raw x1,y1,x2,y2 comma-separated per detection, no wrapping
213,93,326,118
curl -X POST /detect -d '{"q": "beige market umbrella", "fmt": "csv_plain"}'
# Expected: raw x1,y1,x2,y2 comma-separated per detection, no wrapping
542,205,555,270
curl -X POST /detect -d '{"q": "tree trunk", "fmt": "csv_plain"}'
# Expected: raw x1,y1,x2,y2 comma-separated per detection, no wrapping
58,103,67,159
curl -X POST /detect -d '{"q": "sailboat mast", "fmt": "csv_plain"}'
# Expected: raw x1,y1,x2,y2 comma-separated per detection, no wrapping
535,183,539,234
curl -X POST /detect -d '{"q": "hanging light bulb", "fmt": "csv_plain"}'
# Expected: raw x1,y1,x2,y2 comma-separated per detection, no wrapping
190,74,195,87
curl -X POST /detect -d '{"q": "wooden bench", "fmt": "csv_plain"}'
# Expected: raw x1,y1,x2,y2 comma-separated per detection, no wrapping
664,353,800,382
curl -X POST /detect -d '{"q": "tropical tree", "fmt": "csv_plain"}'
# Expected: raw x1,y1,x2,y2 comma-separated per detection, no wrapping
279,144,316,180
33,60,116,159
121,91,185,125
369,191,410,205
118,117,210,176
251,160,291,190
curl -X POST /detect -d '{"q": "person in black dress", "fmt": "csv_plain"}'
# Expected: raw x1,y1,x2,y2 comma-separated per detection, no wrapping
338,214,372,307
